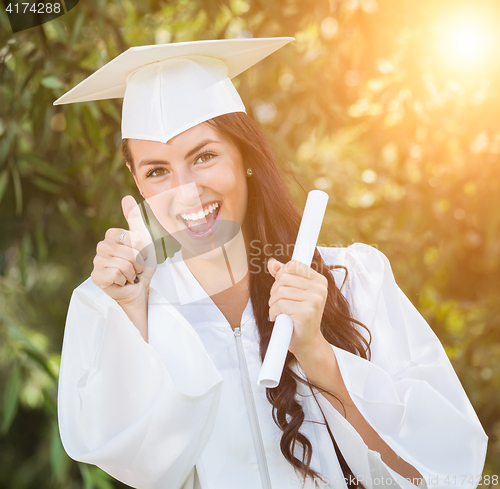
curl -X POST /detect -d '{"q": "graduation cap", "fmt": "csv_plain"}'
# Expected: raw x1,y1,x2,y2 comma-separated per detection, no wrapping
53,37,294,143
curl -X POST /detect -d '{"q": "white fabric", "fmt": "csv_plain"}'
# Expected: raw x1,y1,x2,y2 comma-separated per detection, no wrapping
52,38,294,143
122,56,246,143
57,243,488,489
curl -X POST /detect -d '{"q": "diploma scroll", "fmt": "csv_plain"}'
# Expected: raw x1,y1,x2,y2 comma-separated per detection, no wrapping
257,190,329,388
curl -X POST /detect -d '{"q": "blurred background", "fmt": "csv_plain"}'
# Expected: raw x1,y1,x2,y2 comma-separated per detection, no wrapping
1,0,499,486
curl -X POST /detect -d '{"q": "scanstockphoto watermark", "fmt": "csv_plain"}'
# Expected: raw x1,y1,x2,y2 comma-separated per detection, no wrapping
248,240,379,275
3,0,80,33
290,474,499,487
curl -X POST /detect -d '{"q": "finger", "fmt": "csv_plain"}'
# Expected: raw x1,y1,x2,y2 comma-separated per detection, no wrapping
96,241,146,274
267,258,284,278
281,260,318,280
92,267,128,288
104,229,149,270
93,255,138,283
269,286,313,309
121,196,154,260
112,229,149,263
270,273,312,297
105,227,144,251
269,298,304,322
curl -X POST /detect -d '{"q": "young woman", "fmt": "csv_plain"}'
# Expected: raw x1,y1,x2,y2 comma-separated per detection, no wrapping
56,39,487,489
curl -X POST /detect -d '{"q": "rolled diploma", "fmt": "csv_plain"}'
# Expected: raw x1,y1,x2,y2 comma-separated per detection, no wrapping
257,190,329,388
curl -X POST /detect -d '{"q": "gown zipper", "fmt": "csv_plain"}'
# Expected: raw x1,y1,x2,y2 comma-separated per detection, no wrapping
234,327,273,489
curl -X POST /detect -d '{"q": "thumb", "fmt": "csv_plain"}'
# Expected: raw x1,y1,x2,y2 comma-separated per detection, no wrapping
267,258,284,278
121,195,151,243
121,195,155,267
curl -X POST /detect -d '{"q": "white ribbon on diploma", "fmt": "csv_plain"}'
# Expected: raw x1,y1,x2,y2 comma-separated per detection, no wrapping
257,190,329,388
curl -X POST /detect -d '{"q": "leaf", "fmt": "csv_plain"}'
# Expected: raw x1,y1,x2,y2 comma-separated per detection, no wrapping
31,175,63,194
51,19,69,44
50,421,69,481
102,100,121,124
79,465,115,489
11,161,22,215
79,463,94,489
0,170,9,204
82,104,105,151
1,365,22,434
41,76,64,90
57,198,83,232
0,127,15,165
43,389,58,418
91,467,115,489
35,221,48,262
24,348,54,379
71,11,86,46
18,153,69,182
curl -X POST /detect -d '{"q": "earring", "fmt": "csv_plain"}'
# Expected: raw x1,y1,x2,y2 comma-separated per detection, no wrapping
246,168,253,176
140,191,145,198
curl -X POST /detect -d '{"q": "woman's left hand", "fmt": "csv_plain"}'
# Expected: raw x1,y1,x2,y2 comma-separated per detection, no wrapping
267,258,329,358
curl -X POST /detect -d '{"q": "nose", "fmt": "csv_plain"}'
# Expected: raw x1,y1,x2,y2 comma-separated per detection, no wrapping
174,182,200,203
172,174,203,207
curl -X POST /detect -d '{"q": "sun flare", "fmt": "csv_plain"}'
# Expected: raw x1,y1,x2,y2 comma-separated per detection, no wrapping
449,25,485,60
436,14,494,68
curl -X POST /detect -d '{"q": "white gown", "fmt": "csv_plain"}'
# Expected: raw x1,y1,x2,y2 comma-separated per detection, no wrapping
57,243,488,489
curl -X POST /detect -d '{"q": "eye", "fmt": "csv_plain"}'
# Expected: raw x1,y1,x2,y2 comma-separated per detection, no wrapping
145,166,169,178
194,151,216,164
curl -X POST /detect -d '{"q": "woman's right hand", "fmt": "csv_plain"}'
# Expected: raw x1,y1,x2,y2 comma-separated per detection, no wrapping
91,195,157,306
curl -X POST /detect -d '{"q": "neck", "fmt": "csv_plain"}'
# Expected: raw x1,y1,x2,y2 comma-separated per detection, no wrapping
181,228,249,298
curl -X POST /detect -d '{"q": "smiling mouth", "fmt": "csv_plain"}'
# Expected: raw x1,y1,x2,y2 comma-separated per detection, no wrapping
177,201,222,235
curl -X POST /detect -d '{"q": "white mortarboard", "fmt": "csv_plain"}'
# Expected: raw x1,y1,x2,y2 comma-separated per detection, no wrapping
53,37,294,143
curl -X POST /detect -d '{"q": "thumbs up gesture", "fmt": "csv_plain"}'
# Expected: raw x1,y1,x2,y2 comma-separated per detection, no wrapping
91,195,157,305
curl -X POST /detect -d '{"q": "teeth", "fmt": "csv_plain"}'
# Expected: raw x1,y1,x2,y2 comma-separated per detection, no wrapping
180,202,220,221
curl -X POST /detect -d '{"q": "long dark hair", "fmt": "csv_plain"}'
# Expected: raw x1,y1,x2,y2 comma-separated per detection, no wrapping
122,112,371,486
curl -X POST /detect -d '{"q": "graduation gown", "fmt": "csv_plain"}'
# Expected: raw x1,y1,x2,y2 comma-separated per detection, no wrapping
57,243,487,489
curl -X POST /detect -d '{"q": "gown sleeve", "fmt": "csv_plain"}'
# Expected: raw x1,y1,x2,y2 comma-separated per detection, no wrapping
57,277,223,489
313,243,488,489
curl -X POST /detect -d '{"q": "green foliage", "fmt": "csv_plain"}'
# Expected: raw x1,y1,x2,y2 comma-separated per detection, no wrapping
1,0,499,486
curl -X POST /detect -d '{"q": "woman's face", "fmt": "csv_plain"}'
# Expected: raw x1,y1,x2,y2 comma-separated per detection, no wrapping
127,122,249,257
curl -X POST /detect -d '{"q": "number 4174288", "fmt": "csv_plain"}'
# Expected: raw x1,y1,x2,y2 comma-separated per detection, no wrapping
6,3,62,14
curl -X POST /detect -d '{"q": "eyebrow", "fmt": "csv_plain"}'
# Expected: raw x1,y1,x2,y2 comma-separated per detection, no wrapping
137,139,221,169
